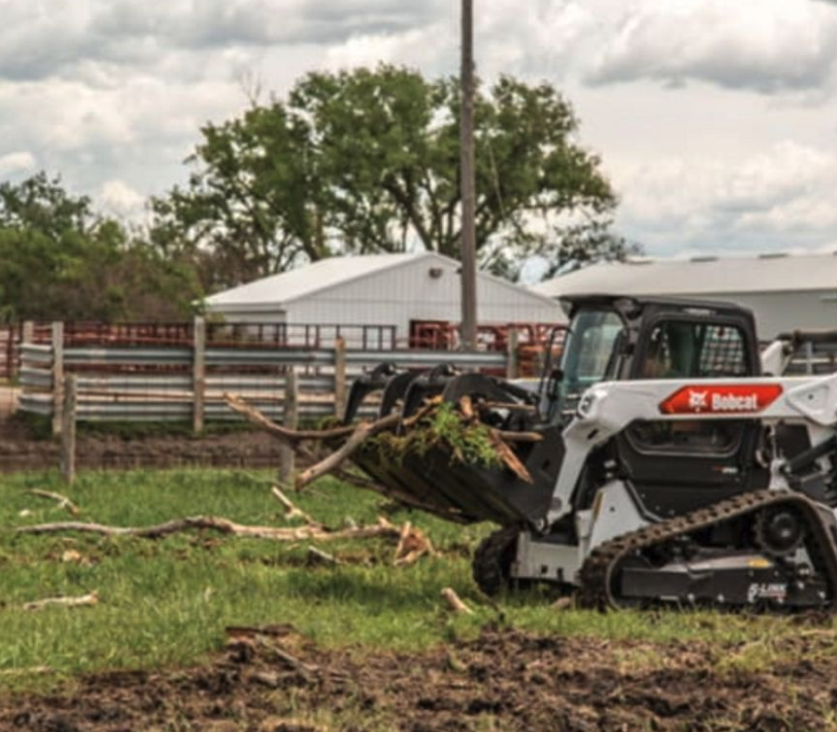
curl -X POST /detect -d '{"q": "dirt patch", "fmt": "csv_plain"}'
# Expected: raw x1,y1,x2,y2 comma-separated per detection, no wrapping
2,626,835,731
0,418,283,473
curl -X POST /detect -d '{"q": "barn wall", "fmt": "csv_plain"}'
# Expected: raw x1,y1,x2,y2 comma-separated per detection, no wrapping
207,309,287,325
671,291,837,340
284,255,563,343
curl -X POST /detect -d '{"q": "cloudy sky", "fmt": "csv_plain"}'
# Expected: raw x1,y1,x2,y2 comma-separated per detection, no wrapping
2,0,837,259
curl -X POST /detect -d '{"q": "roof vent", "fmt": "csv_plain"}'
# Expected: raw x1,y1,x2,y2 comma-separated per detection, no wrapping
758,252,788,259
690,256,718,262
428,267,444,279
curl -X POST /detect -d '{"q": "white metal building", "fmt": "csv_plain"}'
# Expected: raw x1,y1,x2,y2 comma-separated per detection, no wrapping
531,253,837,339
204,252,563,344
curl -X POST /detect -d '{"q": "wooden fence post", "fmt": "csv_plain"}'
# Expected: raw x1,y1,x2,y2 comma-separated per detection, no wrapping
193,316,206,434
278,369,299,483
52,322,64,437
334,336,347,418
60,374,77,484
22,321,34,345
506,328,519,380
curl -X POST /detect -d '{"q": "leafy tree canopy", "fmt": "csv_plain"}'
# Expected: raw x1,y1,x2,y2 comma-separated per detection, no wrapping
152,65,635,290
0,173,201,323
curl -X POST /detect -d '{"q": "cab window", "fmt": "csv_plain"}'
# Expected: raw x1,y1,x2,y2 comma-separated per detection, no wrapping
640,321,748,380
630,320,749,455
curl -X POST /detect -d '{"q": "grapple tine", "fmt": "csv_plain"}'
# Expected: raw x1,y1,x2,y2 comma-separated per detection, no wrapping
440,373,539,407
342,362,397,424
379,371,422,418
401,364,458,418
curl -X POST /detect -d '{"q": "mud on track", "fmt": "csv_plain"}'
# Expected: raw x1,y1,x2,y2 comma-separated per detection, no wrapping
2,626,836,732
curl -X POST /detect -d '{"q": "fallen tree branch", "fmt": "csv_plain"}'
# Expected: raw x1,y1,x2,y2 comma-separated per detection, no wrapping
496,430,543,444
24,591,99,611
441,587,473,616
488,430,533,483
394,521,412,560
253,636,318,678
271,486,319,526
393,522,436,566
28,490,81,517
16,517,402,543
480,401,537,412
307,546,341,566
295,398,443,490
224,393,356,443
459,395,475,420
295,414,400,489
0,666,54,676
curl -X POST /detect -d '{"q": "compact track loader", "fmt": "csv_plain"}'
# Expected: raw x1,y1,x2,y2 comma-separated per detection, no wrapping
344,295,837,610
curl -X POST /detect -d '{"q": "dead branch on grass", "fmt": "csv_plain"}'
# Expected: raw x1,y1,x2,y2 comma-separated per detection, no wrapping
24,591,99,611
28,489,81,516
441,587,473,616
0,666,54,676
393,521,436,566
307,546,342,566
271,485,319,526
16,517,402,543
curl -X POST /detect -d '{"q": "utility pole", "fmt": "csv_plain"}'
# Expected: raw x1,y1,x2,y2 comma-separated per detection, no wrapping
460,0,478,351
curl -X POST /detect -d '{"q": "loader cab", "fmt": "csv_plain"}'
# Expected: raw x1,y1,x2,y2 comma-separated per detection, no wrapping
553,295,767,517
547,301,628,423
550,294,761,417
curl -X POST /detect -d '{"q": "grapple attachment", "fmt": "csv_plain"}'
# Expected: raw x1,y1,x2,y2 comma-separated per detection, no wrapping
343,364,564,528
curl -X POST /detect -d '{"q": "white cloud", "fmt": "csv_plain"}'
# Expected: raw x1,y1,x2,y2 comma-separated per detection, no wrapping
586,0,837,93
614,141,837,255
0,0,445,83
0,151,36,177
0,0,835,262
98,179,146,219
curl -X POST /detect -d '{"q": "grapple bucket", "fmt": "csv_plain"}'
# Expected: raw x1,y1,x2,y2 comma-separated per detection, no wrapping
343,365,564,527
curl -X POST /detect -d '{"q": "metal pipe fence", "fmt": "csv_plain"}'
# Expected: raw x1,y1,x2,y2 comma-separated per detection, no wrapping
1,320,403,381
18,320,511,433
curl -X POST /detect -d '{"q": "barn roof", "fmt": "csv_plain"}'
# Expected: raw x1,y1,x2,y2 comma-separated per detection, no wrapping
531,252,837,299
205,253,413,309
204,252,558,311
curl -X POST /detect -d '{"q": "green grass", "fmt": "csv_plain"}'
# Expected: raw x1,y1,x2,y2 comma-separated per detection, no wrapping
0,467,833,689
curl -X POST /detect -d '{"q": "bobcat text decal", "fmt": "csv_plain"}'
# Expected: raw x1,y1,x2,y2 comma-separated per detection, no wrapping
659,384,783,415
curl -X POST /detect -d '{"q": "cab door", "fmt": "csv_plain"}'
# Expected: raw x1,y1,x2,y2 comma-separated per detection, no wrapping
617,316,767,518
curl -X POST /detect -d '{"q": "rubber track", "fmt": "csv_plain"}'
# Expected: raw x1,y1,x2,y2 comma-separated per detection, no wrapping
577,489,837,611
472,526,519,597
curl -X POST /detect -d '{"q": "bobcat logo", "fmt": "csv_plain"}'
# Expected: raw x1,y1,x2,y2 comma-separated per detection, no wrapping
688,390,708,412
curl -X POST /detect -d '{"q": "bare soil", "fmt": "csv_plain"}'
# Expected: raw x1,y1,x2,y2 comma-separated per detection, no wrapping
1,626,835,732
0,418,282,473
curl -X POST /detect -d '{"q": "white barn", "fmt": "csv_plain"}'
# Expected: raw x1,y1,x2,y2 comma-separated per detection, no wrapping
204,252,563,345
531,253,837,339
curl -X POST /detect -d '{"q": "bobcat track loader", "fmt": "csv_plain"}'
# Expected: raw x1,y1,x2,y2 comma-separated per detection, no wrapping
344,295,837,610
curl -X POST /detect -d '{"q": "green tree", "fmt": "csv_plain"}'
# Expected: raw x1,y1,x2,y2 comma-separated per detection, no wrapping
0,174,201,322
153,65,633,289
